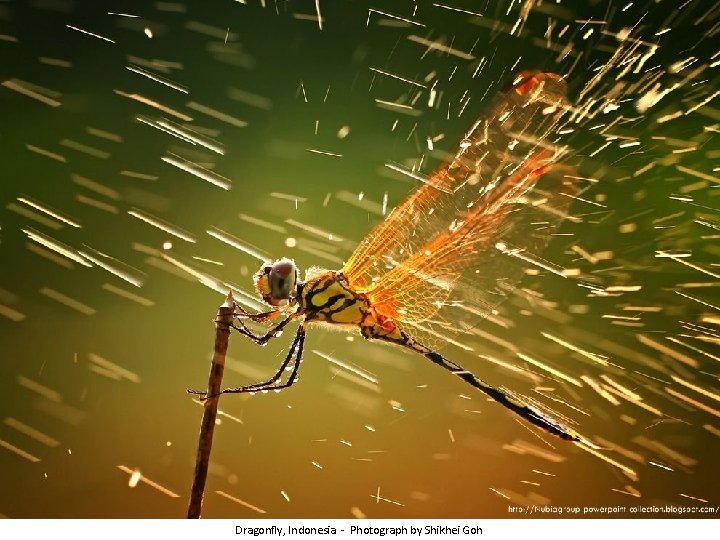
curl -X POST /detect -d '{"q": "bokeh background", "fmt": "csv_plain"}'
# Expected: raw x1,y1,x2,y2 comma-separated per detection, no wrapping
1,0,718,519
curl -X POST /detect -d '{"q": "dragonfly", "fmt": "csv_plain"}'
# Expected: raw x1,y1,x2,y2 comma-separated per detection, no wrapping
190,71,583,442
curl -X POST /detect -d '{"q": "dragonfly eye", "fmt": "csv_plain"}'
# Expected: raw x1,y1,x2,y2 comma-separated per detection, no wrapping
254,258,298,306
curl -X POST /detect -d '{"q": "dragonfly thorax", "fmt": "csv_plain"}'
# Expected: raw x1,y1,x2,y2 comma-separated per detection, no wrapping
296,271,407,345
295,270,370,328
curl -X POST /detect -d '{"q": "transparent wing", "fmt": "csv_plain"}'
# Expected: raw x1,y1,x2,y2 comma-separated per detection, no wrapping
343,71,571,292
367,148,569,324
342,72,580,334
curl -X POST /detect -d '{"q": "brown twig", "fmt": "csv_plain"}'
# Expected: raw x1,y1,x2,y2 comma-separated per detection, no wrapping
187,291,234,519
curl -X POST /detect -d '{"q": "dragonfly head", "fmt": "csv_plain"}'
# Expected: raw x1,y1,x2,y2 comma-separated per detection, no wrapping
254,258,298,307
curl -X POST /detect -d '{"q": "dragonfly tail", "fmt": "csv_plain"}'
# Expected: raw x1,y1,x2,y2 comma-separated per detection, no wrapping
424,350,580,442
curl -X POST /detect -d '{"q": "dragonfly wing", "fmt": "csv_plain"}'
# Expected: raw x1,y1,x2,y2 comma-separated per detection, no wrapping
367,147,576,325
343,71,578,336
342,71,572,297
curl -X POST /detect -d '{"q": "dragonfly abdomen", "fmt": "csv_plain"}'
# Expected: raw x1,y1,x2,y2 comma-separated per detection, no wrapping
424,350,580,441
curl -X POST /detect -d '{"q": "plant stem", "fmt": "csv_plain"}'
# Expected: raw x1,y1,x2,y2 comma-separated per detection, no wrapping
187,291,234,519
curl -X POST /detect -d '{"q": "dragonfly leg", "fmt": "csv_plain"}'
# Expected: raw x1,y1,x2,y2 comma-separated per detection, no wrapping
422,348,579,441
187,326,306,400
232,315,294,345
219,326,306,395
233,302,280,322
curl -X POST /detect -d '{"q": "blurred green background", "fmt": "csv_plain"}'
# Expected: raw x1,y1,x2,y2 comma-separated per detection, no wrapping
0,0,718,518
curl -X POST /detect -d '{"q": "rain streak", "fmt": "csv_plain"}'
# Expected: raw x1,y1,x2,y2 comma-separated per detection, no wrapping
0,0,718,520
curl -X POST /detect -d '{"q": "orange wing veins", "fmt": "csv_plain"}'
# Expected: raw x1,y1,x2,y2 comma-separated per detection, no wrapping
367,149,558,324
